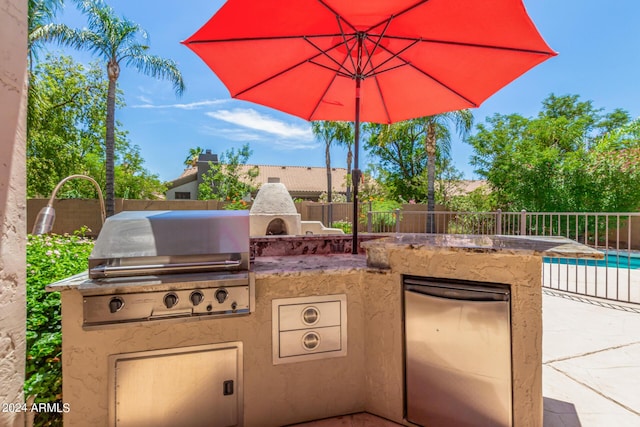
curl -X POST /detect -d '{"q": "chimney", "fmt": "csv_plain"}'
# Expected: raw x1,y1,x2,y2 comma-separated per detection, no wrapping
197,149,219,187
267,177,280,183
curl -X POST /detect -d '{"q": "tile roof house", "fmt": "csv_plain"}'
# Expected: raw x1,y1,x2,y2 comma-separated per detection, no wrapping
166,150,348,201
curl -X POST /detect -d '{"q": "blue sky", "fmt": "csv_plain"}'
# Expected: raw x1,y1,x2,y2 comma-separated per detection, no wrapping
54,1,640,183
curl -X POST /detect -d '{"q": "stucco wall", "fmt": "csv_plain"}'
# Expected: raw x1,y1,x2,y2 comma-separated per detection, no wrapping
374,249,543,426
60,269,367,426
0,0,27,426
59,250,542,426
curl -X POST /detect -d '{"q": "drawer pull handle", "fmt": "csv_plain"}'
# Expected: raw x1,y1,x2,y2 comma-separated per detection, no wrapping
302,331,321,351
302,306,320,325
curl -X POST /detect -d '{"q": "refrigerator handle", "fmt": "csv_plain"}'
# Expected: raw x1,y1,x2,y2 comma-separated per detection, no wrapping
405,284,509,302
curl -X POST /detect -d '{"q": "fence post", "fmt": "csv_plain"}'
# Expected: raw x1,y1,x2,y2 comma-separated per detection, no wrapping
367,211,373,233
496,208,502,234
520,209,527,235
395,208,401,233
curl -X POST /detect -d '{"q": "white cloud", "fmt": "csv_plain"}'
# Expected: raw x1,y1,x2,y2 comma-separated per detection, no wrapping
137,95,153,104
202,125,319,150
131,99,228,110
270,139,319,150
201,126,263,141
206,108,313,141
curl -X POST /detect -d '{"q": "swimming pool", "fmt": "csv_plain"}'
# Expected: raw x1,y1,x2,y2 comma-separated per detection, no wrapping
544,250,640,270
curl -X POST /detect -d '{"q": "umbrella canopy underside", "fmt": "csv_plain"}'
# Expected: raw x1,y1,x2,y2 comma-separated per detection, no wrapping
184,0,556,124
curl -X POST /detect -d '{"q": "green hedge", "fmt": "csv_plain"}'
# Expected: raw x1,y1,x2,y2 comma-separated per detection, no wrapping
26,230,94,427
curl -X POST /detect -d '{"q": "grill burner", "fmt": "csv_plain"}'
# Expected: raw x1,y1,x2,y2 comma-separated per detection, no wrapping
80,210,254,328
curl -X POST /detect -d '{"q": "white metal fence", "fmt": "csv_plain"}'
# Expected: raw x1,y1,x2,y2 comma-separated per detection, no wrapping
365,210,640,305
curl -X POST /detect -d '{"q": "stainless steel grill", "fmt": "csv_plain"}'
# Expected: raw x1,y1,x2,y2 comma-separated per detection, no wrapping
80,210,254,328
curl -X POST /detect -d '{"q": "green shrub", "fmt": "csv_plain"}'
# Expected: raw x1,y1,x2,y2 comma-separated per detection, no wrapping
360,197,402,232
26,230,94,427
331,220,352,234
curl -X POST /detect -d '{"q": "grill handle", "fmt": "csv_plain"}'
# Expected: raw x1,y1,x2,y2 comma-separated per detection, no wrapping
90,260,242,278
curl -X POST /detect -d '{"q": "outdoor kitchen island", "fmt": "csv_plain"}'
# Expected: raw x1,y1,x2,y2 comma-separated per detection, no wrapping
49,234,601,427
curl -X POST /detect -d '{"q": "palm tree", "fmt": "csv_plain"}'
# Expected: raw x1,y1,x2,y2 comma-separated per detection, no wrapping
311,121,352,224
39,0,185,216
311,121,352,199
28,0,64,62
184,147,204,168
423,110,474,232
28,0,66,121
335,124,355,202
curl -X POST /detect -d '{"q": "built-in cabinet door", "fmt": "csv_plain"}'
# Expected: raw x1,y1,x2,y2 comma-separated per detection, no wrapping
110,343,241,427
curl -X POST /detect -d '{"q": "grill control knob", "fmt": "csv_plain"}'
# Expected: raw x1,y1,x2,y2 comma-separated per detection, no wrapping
109,297,124,313
215,289,228,304
190,291,204,306
163,293,178,309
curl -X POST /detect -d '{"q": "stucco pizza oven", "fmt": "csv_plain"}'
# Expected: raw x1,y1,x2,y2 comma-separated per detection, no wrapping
250,179,302,237
249,178,344,237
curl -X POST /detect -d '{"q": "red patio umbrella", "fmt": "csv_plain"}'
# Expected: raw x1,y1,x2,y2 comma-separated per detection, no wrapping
183,0,556,253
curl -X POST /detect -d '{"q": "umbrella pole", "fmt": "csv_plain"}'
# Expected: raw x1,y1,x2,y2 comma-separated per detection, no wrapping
352,76,361,255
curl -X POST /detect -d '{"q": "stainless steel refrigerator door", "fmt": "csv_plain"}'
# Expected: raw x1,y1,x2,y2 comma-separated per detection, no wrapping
405,286,512,427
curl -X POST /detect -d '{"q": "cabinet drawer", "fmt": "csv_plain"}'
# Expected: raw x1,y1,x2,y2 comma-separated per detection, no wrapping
279,326,342,358
278,300,342,331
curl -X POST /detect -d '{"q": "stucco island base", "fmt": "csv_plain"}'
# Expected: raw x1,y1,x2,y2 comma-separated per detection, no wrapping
51,234,601,426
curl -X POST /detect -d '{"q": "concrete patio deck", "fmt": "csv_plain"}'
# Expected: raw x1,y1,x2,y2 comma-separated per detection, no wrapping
292,290,640,427
542,289,640,426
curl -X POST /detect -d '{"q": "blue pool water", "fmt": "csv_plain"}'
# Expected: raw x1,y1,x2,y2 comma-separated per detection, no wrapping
544,251,640,270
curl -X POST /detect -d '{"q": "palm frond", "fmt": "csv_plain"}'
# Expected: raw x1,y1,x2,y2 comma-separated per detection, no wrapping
124,53,185,96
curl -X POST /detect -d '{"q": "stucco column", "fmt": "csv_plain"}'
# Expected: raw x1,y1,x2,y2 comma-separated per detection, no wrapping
0,0,28,426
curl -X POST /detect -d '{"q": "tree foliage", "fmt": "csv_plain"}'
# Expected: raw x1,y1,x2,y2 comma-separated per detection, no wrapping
198,144,259,206
364,117,467,204
39,0,184,215
365,120,427,201
468,94,639,212
184,146,204,167
27,55,166,199
311,121,353,203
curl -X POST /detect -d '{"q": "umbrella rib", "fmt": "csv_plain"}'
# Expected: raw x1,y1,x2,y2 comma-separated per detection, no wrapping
361,18,393,74
233,50,328,97
372,75,392,124
384,35,555,56
185,34,348,44
308,60,353,78
365,0,431,34
308,55,352,120
402,66,477,107
363,38,421,78
233,36,356,98
304,35,357,77
366,62,412,79
316,0,358,33
375,43,478,107
336,15,358,77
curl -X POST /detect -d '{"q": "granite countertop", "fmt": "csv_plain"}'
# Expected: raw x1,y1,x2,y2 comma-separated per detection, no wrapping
46,254,370,292
46,234,602,292
253,254,369,277
361,234,604,259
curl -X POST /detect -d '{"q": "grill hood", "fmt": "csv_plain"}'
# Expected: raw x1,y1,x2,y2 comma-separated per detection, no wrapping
88,210,250,278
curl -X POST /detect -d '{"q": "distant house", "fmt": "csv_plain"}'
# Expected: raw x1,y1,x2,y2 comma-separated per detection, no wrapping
435,179,489,205
166,149,348,201
453,180,489,196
